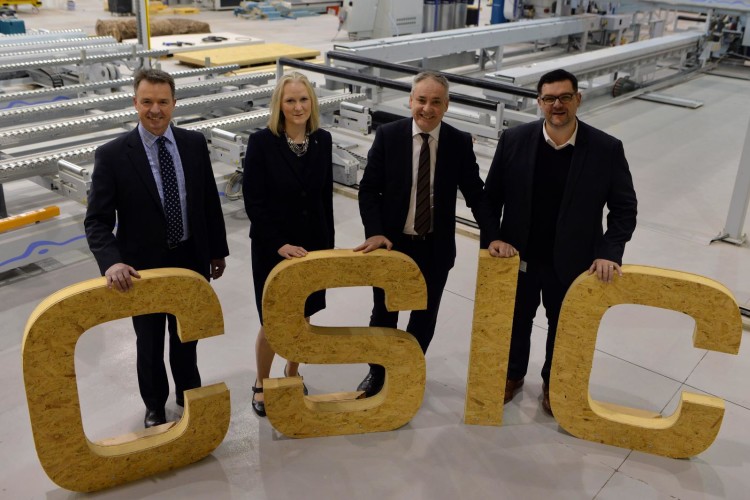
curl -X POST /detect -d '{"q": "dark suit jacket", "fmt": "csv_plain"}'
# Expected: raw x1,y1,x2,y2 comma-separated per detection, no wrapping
85,126,229,278
482,119,637,285
359,118,492,269
242,127,335,254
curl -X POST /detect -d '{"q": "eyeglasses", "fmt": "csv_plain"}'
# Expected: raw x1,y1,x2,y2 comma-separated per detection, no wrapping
538,93,576,105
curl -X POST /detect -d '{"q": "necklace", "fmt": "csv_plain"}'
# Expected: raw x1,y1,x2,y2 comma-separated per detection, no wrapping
285,132,309,157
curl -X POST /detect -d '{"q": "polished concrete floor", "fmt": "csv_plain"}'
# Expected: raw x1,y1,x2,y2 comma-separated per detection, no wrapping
2,3,750,499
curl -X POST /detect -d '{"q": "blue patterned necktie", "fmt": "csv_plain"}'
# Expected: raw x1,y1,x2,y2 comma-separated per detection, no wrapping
414,133,431,236
156,136,184,245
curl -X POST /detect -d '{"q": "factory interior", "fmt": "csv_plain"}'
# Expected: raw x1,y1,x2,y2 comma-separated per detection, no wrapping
1,0,750,498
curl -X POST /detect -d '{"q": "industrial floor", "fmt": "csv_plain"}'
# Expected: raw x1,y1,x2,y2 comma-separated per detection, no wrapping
2,2,750,499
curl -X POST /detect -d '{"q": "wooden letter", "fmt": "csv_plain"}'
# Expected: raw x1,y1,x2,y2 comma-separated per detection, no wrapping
551,265,742,458
22,268,230,492
464,251,519,425
262,249,427,438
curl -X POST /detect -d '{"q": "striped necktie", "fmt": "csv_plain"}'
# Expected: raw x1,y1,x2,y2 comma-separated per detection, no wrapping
156,136,184,245
414,133,431,236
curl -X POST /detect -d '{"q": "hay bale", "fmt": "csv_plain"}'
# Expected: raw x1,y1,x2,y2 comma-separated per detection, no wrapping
95,18,211,42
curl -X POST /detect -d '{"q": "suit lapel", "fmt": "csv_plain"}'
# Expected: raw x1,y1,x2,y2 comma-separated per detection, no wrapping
558,120,588,218
126,128,163,214
395,120,414,224
275,132,307,186
402,120,414,190
303,132,321,183
434,123,450,197
172,126,194,208
521,122,542,216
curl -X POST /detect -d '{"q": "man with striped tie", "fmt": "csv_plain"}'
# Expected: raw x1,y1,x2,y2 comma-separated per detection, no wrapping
85,68,229,428
354,71,493,398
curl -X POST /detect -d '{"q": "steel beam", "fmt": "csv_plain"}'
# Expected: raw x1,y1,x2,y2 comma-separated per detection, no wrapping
332,15,601,62
0,72,273,126
326,50,536,98
0,93,366,184
0,48,170,74
0,37,119,55
716,117,750,245
0,66,257,109
485,32,703,89
0,86,276,148
279,57,501,112
0,30,90,46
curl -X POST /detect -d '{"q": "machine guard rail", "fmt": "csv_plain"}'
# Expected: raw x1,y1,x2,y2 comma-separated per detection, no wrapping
325,50,538,99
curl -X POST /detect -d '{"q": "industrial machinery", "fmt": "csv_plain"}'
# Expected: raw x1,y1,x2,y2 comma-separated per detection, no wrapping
0,85,367,272
340,0,423,39
0,30,375,273
3,0,750,275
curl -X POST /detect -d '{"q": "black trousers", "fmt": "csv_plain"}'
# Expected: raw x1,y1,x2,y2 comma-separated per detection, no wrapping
368,235,450,378
131,240,203,411
507,260,570,385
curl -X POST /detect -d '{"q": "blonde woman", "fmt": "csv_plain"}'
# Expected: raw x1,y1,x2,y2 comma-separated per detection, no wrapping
242,72,334,417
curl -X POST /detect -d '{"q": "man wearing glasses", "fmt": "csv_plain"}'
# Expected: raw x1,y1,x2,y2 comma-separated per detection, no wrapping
482,69,637,416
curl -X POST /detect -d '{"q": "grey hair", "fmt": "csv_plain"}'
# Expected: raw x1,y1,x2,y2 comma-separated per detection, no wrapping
411,71,450,96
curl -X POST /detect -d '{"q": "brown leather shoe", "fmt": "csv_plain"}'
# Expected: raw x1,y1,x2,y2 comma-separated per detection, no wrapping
504,377,524,404
542,382,553,416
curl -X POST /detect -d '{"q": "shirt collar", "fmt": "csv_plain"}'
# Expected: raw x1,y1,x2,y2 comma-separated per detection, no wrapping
412,120,441,142
542,119,577,150
138,123,176,147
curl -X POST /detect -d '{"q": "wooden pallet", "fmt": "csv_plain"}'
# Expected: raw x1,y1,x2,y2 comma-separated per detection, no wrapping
174,42,319,68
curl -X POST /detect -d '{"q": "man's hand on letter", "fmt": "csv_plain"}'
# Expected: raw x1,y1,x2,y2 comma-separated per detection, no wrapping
105,263,141,292
278,244,308,259
488,240,518,258
353,235,393,253
588,258,622,283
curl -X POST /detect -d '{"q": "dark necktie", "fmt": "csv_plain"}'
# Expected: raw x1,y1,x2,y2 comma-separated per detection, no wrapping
156,136,184,245
414,133,431,236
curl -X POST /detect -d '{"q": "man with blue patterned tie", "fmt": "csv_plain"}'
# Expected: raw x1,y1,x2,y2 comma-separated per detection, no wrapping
85,69,229,428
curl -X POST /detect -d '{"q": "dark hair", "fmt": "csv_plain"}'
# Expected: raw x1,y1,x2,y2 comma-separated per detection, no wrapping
536,69,578,95
134,68,176,98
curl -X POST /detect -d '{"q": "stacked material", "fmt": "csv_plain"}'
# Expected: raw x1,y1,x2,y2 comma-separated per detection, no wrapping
95,17,211,42
234,0,321,20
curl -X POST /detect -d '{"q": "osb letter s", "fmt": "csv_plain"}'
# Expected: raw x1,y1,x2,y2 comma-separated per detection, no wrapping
262,249,427,438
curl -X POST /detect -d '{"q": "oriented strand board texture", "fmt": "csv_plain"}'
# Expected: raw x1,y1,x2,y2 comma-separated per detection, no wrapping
174,42,320,67
464,251,519,426
262,249,427,438
22,268,230,492
551,265,742,458
95,18,210,42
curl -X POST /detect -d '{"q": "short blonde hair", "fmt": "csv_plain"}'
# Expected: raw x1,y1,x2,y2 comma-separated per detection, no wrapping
267,72,320,136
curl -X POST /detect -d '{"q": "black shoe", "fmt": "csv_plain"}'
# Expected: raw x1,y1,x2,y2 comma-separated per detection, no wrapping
356,371,384,398
284,364,309,396
252,382,266,417
542,382,553,417
504,377,524,404
144,408,166,428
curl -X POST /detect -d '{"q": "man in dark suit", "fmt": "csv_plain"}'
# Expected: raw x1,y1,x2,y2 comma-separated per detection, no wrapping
354,71,493,397
483,69,637,416
85,68,229,428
